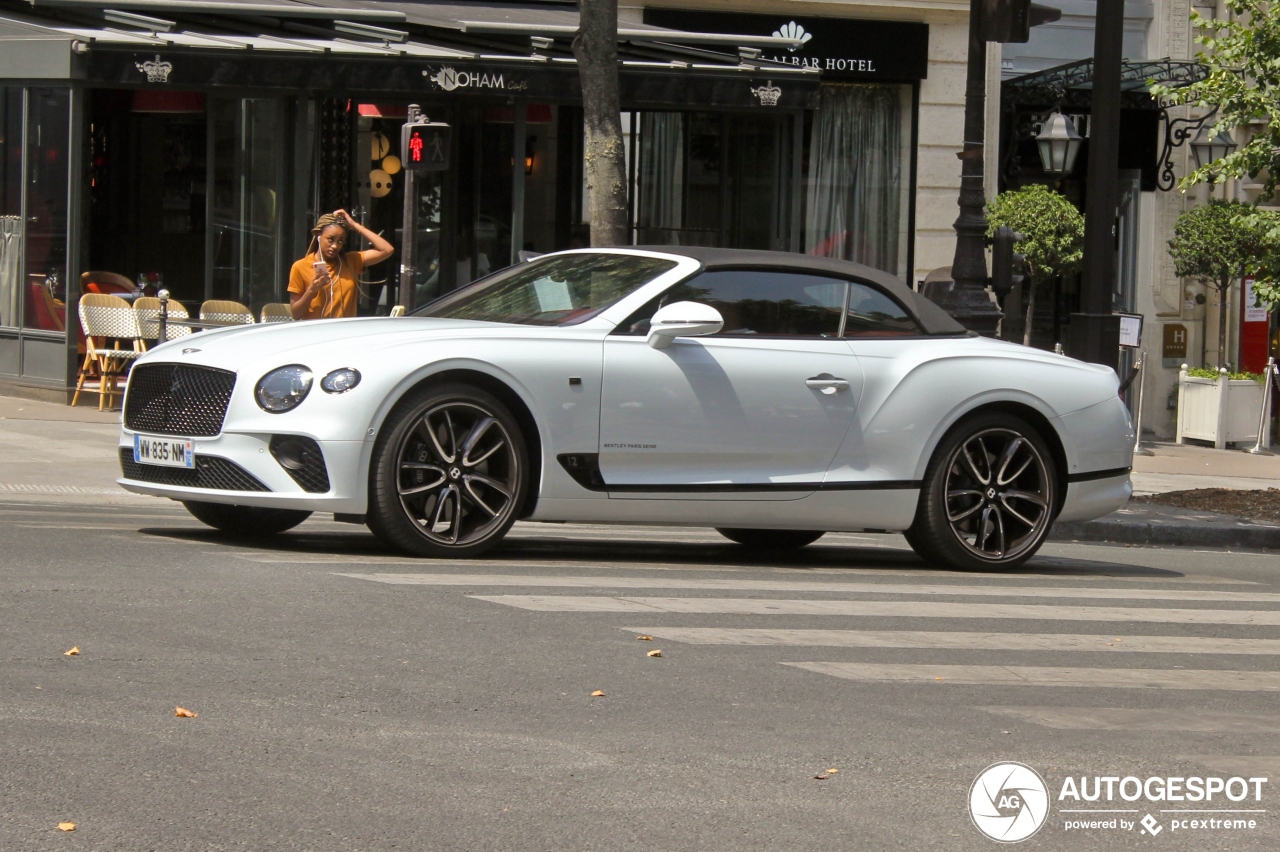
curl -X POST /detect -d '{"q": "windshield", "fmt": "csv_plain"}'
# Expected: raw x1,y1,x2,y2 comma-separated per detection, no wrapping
413,253,678,326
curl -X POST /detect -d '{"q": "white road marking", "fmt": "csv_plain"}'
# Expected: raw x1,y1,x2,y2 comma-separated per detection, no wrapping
1177,756,1280,777
467,595,1280,625
977,707,1280,734
781,662,1280,691
337,572,1279,603
614,627,1280,654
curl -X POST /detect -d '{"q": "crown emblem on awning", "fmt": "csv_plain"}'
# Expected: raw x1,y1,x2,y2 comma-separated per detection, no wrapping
135,55,173,83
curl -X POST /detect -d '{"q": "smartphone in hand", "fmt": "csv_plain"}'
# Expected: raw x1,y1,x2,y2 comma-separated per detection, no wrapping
313,260,330,283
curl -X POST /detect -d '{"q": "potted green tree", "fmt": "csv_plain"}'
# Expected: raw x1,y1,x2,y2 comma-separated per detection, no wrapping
1168,200,1272,448
1167,199,1268,368
985,184,1084,346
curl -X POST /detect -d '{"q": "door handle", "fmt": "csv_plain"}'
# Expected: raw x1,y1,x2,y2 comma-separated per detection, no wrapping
806,375,850,394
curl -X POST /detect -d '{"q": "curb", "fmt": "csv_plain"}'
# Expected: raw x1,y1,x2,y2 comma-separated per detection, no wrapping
1050,519,1280,550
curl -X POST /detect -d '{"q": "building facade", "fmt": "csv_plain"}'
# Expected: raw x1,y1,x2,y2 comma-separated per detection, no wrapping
1001,0,1279,438
0,0,975,402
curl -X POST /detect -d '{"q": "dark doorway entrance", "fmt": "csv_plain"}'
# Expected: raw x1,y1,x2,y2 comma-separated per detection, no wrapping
88,90,207,303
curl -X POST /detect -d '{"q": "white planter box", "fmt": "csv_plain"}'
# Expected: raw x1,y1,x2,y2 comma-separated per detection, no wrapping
1176,366,1270,449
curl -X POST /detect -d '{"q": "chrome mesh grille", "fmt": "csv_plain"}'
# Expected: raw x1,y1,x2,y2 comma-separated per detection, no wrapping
124,364,235,437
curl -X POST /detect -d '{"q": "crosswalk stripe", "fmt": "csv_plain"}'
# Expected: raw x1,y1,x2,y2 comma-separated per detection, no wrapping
615,627,1280,655
468,595,1280,626
338,573,1279,603
781,662,1280,691
977,707,1280,733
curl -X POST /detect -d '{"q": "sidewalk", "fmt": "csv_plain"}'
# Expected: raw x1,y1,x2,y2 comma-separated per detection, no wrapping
2,393,1278,547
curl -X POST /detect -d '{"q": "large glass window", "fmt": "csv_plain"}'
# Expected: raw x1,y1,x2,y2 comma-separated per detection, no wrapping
1,87,23,329
803,84,914,281
211,97,284,312
416,253,675,326
633,112,792,251
22,88,70,332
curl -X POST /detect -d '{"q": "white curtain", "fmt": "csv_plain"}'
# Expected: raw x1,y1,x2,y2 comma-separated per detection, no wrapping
804,85,902,275
0,216,21,327
637,113,684,244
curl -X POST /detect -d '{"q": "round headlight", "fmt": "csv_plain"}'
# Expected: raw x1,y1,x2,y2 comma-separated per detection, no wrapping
320,367,361,394
255,365,313,413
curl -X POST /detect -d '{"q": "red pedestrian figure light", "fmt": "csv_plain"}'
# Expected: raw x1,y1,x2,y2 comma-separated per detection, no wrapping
408,132,424,163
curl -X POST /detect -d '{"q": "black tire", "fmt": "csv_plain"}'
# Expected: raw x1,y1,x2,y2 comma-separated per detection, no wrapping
716,528,825,549
367,382,528,558
906,412,1058,571
182,501,311,536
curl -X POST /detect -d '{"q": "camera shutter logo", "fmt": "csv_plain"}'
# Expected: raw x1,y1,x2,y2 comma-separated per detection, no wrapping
969,762,1049,843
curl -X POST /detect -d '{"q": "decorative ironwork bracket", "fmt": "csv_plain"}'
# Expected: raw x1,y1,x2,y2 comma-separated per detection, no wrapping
1155,102,1219,192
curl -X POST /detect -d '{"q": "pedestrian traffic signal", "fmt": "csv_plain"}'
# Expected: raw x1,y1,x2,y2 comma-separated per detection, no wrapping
400,121,451,173
980,0,1060,44
990,225,1026,300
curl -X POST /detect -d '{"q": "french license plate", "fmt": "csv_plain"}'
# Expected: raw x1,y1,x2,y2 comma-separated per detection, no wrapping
133,434,194,469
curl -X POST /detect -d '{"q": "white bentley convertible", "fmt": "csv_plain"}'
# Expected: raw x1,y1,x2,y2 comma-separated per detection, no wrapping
118,247,1133,570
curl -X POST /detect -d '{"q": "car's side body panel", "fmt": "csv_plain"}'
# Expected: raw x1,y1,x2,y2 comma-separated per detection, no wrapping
599,335,864,495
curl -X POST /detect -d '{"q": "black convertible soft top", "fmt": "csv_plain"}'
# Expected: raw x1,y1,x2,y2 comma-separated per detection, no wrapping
632,246,966,337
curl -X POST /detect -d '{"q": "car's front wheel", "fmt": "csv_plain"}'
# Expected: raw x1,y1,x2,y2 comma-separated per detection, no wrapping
182,501,312,535
716,528,825,549
367,383,528,558
906,412,1057,571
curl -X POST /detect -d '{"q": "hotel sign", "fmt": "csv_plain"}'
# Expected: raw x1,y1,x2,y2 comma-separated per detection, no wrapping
644,10,930,81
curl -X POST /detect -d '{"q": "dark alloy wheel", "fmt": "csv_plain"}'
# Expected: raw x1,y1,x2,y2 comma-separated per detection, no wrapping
906,413,1057,571
716,528,825,549
367,383,528,558
183,501,312,536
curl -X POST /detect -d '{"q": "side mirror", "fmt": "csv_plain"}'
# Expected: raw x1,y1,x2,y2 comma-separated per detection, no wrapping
646,301,724,350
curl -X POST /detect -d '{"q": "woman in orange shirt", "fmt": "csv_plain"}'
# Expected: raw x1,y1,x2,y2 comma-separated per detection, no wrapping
288,209,394,320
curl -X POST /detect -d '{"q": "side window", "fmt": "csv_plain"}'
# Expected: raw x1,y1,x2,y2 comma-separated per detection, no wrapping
844,281,921,336
618,270,847,338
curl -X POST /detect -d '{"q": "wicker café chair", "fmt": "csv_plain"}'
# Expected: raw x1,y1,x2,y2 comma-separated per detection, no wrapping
200,299,255,325
260,302,294,323
133,296,193,347
73,293,144,410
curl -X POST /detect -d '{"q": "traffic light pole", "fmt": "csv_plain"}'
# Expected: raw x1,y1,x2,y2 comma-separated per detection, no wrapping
398,104,423,310
1068,0,1124,369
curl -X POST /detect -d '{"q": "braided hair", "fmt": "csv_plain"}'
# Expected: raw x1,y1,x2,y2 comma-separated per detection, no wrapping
308,212,349,256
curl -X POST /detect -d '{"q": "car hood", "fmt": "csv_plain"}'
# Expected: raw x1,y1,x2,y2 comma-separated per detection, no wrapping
141,317,545,372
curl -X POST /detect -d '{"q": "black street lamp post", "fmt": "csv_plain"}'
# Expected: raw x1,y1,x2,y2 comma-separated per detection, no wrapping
924,6,1003,335
925,0,1061,335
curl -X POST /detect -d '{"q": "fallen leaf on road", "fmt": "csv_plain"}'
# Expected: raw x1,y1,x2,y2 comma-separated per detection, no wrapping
813,774,829,780
57,822,76,832
646,649,662,658
935,677,943,681
827,768,839,774
174,707,198,718
636,635,653,641
591,690,606,697
63,647,79,656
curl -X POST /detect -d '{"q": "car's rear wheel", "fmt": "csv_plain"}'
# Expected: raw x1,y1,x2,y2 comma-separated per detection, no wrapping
368,383,528,558
906,412,1057,571
716,528,825,549
182,501,312,535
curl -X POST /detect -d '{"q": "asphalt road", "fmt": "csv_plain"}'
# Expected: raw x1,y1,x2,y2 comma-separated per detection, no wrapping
2,497,1278,851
